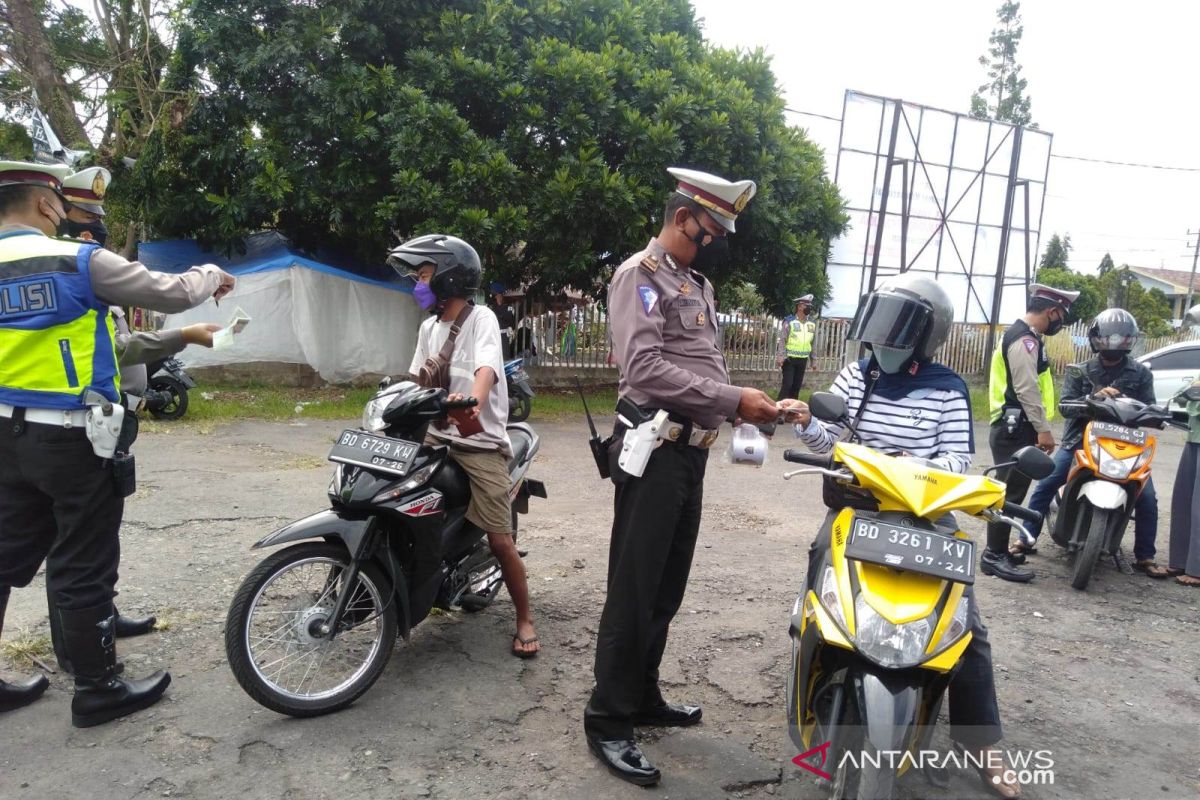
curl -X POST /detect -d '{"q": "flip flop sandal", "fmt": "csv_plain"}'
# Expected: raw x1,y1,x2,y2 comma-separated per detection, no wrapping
512,633,540,659
1163,567,1185,577
1175,574,1200,587
1134,561,1172,579
1009,542,1038,557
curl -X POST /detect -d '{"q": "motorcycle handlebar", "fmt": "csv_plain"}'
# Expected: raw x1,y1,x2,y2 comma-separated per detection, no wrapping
443,397,479,410
1003,502,1043,526
784,449,831,468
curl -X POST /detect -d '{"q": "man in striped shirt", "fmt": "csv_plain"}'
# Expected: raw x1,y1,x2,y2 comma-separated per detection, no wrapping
787,274,1021,799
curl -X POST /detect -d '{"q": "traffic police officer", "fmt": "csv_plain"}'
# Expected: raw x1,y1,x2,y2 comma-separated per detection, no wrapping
62,165,111,244
982,282,1078,582
776,293,815,399
0,161,234,726
584,167,782,786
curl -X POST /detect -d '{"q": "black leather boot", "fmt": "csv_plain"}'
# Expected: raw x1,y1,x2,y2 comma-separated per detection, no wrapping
980,549,1034,583
59,602,170,728
113,605,157,638
0,589,49,713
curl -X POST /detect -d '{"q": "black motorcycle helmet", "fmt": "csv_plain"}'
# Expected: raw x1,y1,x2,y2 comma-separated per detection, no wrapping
387,234,482,302
1087,309,1139,359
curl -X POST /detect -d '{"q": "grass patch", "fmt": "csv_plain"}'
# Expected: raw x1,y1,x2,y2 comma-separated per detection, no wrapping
1,629,53,670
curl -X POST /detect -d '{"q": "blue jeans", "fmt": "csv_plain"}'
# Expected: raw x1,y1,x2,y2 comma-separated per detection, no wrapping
1027,447,1159,561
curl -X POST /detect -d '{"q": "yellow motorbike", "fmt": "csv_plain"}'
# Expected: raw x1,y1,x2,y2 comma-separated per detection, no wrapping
784,392,1051,799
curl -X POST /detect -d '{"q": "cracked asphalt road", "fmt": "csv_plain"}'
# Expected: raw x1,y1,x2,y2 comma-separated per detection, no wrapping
1,417,1197,799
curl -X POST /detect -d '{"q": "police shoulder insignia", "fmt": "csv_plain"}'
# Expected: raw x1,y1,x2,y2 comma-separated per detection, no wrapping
1022,337,1037,353
638,285,659,315
639,254,659,274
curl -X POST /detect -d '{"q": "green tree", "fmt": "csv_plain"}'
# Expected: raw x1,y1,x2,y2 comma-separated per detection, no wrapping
727,281,765,314
969,1,1034,126
1035,265,1101,323
131,0,845,312
1098,267,1173,337
1039,233,1071,270
1097,252,1115,276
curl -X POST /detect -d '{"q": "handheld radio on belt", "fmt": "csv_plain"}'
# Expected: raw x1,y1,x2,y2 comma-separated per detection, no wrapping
575,377,611,479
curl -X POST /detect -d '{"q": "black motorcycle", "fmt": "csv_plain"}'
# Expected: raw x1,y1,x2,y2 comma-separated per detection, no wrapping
144,357,196,420
505,358,534,422
225,380,546,717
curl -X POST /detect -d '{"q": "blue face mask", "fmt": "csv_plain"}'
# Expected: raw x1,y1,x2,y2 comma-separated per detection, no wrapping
413,281,438,311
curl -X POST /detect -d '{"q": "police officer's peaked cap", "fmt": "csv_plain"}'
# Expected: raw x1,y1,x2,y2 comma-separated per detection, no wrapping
0,161,72,195
793,294,814,306
667,167,756,233
1027,282,1080,311
63,166,111,216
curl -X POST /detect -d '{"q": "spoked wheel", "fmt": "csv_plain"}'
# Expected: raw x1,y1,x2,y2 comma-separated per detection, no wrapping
148,375,188,420
225,542,397,717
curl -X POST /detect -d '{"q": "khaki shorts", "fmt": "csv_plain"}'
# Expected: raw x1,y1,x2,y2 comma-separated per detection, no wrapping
426,435,513,534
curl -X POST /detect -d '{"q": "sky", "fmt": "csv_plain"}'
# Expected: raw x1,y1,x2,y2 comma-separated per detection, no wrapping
689,0,1200,282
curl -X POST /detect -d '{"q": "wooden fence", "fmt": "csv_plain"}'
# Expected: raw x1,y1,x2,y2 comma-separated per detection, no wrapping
507,299,1200,377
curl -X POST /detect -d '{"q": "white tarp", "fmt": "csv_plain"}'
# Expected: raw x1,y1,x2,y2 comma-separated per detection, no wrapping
162,266,420,382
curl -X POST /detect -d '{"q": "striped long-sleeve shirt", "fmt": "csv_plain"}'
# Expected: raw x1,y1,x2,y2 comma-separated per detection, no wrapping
794,361,974,474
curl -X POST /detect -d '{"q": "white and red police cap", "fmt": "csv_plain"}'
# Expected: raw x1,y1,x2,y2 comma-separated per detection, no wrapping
668,166,756,233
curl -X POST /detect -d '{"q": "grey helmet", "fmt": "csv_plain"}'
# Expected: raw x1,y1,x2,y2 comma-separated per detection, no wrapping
387,234,481,301
1087,308,1139,357
848,273,953,373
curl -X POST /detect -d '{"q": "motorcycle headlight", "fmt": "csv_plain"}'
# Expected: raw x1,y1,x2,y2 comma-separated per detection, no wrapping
371,461,440,503
931,592,971,653
853,595,934,669
818,565,847,631
1095,447,1134,480
362,396,391,432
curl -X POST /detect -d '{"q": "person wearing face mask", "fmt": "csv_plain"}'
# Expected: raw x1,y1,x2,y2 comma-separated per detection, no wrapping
61,166,110,246
776,294,816,400
1022,309,1171,576
787,275,1023,799
982,283,1079,582
583,167,784,787
0,161,235,727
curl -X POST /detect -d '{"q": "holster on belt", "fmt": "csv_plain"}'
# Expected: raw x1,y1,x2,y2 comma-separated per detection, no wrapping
1000,405,1024,437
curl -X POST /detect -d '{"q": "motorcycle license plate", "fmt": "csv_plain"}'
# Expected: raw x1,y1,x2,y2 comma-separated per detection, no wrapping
1089,422,1146,444
845,517,975,584
328,430,419,477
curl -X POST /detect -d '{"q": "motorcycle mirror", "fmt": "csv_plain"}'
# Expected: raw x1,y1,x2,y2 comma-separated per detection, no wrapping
378,375,393,390
808,391,847,423
1014,446,1054,480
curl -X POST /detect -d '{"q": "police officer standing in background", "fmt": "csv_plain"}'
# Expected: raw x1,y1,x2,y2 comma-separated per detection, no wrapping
584,167,783,786
0,161,234,726
982,283,1078,583
776,293,815,400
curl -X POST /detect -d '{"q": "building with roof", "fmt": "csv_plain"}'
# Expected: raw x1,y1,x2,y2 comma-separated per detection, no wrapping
1126,266,1200,324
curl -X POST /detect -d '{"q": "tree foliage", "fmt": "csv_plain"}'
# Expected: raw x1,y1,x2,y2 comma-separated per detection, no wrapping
1036,261,1175,338
1034,266,1101,323
969,1,1034,127
129,0,845,311
1038,233,1070,271
1097,252,1115,276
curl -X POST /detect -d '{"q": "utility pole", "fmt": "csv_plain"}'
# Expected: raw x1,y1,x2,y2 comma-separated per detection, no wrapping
1186,229,1200,316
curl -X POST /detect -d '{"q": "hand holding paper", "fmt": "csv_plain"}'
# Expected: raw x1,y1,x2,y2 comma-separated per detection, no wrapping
212,306,252,350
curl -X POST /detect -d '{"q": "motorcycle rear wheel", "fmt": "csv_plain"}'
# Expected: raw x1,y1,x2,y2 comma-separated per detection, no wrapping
1071,502,1109,590
225,542,397,717
148,375,188,420
509,396,531,423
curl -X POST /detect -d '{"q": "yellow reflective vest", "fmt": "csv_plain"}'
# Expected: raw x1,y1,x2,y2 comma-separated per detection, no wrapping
0,230,119,410
784,318,815,358
988,320,1056,424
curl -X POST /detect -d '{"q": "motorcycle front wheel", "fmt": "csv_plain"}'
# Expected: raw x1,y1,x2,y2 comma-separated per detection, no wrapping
148,375,189,420
225,542,398,717
509,396,531,422
1071,502,1110,590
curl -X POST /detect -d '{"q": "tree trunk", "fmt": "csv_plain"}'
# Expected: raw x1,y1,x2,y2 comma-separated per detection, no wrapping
4,0,91,147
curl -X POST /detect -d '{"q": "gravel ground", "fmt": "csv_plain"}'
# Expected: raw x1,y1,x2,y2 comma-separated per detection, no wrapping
1,415,1197,800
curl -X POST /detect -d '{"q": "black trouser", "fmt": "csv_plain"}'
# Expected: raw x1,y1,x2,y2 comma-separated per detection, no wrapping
0,418,122,612
585,441,708,740
805,512,1002,747
779,356,809,400
986,420,1037,554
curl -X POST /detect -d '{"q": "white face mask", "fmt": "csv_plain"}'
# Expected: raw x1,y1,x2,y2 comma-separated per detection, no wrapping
873,344,915,374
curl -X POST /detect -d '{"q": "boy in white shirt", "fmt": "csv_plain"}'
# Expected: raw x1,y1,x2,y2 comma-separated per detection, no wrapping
393,235,538,658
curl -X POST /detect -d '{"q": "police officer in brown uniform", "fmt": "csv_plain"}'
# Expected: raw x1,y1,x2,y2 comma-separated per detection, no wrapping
584,167,782,786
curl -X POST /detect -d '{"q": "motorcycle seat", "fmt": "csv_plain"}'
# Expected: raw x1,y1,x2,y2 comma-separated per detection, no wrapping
508,427,533,472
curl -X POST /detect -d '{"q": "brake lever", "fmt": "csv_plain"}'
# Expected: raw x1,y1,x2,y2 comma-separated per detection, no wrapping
983,510,1035,547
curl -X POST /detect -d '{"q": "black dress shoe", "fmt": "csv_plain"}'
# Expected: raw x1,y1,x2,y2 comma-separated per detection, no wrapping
587,736,661,786
114,608,156,638
980,549,1034,583
632,702,702,728
0,675,49,713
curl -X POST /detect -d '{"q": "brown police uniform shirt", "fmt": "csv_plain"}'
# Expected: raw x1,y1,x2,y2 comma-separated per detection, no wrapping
609,238,741,430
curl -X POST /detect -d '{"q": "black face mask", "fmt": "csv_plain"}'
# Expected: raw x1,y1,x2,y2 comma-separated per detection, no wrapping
688,222,730,270
67,220,108,247
1099,351,1127,364
1044,312,1066,336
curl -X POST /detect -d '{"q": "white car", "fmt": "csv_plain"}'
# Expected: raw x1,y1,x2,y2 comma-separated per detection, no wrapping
1137,341,1200,410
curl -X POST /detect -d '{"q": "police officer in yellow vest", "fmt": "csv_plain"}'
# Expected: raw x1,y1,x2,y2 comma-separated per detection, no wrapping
776,294,815,400
0,161,234,726
982,283,1078,582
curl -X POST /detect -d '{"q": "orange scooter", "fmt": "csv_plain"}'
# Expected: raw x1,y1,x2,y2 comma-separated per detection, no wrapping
1050,393,1176,590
